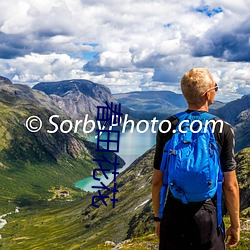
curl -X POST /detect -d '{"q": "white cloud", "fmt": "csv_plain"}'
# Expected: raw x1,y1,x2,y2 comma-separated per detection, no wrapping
0,53,87,85
0,0,249,101
69,69,154,94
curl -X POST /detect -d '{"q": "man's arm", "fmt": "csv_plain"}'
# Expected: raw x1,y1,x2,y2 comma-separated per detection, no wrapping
152,118,176,239
152,169,163,239
223,170,240,248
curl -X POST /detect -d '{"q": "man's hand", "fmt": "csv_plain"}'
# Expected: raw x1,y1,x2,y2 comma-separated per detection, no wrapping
152,169,163,240
225,225,240,248
223,171,240,248
155,221,161,239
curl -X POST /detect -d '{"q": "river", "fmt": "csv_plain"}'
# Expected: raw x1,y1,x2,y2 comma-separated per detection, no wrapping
75,126,156,192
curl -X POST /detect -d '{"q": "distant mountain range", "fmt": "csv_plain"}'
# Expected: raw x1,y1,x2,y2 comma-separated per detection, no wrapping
3,75,250,155
114,91,186,119
114,90,225,119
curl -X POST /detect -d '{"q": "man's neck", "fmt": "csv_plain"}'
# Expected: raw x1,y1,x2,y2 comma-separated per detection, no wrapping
187,103,209,112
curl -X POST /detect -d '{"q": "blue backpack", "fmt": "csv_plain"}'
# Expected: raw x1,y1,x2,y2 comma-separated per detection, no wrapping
158,111,223,228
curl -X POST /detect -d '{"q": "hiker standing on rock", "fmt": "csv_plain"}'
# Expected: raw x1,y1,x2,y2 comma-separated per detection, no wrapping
152,68,240,249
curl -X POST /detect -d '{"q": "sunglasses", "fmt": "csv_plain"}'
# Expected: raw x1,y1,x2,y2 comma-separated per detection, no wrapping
203,83,218,95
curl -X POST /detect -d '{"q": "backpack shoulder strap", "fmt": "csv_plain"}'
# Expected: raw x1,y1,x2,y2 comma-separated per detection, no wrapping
173,111,189,121
201,112,223,230
174,111,217,121
201,112,217,120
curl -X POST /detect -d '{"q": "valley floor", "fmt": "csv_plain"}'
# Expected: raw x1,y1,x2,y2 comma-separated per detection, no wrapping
0,198,249,250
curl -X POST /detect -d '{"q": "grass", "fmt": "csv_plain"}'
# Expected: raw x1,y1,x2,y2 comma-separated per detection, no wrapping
0,155,94,213
0,197,90,250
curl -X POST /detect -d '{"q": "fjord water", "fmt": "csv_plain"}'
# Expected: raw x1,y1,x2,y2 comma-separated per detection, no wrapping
75,126,156,192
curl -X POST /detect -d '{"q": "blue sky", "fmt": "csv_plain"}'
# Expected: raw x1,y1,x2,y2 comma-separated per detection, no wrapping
0,0,249,102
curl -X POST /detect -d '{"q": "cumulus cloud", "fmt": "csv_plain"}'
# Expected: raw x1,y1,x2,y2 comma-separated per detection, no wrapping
0,53,87,85
0,0,249,101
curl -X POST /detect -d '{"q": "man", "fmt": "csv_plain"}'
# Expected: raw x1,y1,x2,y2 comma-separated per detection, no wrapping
152,68,240,249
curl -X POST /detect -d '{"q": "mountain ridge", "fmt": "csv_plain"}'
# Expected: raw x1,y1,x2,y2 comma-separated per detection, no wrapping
213,94,250,125
114,90,226,119
33,79,118,120
114,90,186,119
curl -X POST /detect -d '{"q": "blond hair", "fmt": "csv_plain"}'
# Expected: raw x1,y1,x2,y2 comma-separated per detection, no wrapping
181,68,214,104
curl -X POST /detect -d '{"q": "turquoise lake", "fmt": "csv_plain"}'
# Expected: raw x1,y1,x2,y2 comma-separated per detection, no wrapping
75,126,156,192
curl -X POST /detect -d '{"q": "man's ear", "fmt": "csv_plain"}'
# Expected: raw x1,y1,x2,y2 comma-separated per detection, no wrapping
204,92,209,100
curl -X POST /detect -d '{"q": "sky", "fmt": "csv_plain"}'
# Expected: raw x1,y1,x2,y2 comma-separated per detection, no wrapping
0,0,249,102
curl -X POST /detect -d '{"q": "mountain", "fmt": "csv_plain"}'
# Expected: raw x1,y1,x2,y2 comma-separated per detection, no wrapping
212,95,250,152
0,75,12,85
114,91,186,119
114,90,225,120
209,100,225,110
234,108,250,152
213,94,250,125
0,79,124,212
33,79,118,120
32,81,226,122
114,91,248,124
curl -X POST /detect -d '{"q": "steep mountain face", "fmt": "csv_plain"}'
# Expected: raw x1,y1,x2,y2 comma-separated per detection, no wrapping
234,109,250,152
213,94,250,125
33,79,118,120
0,83,82,161
0,81,124,212
211,95,250,152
